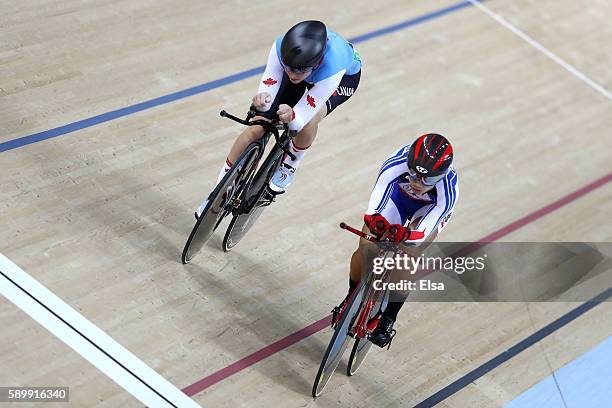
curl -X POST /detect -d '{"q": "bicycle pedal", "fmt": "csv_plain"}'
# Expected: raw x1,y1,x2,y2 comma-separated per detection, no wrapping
385,329,397,350
367,328,397,350
331,307,342,329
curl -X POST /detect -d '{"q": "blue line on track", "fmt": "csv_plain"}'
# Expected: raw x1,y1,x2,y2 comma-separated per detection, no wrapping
0,66,264,153
414,286,612,408
1,1,475,153
350,1,472,43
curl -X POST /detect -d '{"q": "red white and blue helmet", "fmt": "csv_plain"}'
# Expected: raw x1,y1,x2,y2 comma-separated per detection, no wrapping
406,133,453,186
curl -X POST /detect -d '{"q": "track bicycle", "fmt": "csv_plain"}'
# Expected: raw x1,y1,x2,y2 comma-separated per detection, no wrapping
312,222,400,397
181,109,296,263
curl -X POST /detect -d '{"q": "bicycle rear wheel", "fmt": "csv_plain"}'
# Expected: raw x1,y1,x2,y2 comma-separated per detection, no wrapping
181,144,260,263
312,280,365,398
222,149,282,252
347,337,373,376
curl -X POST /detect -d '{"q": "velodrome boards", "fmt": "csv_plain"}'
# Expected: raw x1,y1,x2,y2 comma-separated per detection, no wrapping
1,0,611,406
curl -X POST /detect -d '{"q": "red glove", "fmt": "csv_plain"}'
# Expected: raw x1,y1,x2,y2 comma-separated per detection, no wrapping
387,224,410,242
364,213,390,237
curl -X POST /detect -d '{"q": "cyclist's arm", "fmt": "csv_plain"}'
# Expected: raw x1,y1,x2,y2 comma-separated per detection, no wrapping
409,173,459,245
256,41,284,112
288,70,345,131
365,146,410,216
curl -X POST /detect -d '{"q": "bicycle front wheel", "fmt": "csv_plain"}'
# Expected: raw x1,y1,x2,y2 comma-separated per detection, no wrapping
222,149,282,252
181,144,260,263
312,280,365,398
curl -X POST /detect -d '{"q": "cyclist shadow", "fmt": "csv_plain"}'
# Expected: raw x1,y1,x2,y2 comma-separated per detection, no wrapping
187,247,332,394
85,181,187,263
31,143,187,264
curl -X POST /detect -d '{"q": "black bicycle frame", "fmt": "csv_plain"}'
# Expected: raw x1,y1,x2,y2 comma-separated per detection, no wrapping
219,109,296,214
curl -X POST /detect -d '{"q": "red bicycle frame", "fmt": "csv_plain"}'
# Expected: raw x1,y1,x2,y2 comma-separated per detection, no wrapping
338,222,385,340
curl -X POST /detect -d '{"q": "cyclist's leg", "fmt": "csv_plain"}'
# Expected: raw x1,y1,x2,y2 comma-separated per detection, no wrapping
293,70,361,168
210,124,266,185
195,124,267,217
197,73,306,214
284,107,325,167
367,186,414,346
269,108,324,192
332,226,370,325
226,126,266,171
374,208,439,315
221,71,307,182
372,201,442,346
408,205,440,246
272,71,361,191
348,225,369,286
264,76,309,192
371,261,411,347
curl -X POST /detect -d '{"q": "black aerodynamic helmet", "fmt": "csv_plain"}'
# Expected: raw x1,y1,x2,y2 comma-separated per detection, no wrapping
280,20,327,69
406,133,454,185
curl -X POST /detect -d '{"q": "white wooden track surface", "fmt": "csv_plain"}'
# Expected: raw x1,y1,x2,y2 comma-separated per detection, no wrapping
1,1,611,407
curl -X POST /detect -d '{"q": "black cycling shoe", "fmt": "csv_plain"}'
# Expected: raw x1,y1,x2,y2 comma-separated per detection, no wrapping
370,316,397,349
331,293,350,328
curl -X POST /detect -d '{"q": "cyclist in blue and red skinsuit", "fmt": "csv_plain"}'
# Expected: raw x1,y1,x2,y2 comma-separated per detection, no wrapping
334,133,459,348
196,20,362,217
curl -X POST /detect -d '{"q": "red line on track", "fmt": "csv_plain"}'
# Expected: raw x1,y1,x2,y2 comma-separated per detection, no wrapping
479,171,612,242
182,171,612,397
182,317,330,396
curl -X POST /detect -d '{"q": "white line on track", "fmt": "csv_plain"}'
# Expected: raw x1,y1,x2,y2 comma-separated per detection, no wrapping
469,0,612,102
0,252,201,408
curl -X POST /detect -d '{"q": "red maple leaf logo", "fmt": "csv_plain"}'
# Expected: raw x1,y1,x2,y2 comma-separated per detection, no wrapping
262,77,277,86
306,95,316,108
332,90,338,97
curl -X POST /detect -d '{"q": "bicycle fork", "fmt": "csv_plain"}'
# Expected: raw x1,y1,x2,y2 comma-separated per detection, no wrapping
353,300,377,338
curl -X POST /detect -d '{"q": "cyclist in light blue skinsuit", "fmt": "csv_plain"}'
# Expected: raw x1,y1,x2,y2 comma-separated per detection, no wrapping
196,20,362,217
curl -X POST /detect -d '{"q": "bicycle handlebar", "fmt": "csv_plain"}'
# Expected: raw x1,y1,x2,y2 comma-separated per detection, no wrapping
339,222,379,242
219,109,296,161
340,222,420,251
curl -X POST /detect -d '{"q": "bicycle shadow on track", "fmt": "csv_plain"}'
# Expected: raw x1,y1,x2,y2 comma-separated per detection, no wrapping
185,248,332,395
34,139,195,265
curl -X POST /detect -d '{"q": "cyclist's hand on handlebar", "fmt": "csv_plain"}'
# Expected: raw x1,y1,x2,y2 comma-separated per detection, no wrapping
252,92,272,111
364,213,390,238
277,104,294,123
387,224,410,242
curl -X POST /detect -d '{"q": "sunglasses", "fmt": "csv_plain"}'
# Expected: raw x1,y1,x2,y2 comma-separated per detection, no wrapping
406,167,445,187
283,65,313,74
